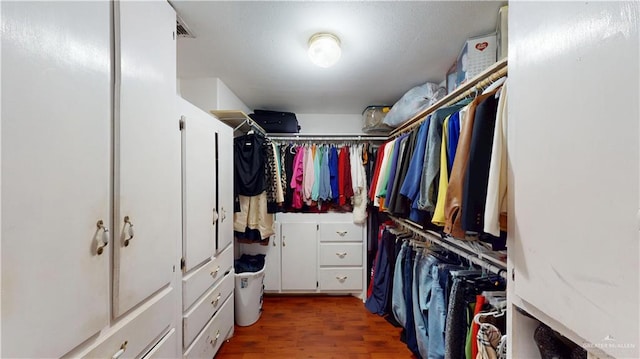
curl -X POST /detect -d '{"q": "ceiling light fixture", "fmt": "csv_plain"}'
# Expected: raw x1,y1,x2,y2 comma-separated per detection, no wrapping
308,33,341,68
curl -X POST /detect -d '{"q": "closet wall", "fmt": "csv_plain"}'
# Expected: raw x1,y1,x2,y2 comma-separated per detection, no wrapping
507,2,639,358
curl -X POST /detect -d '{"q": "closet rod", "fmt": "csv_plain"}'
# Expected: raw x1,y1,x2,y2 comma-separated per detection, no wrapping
234,118,266,136
390,58,508,137
390,216,507,279
269,135,388,141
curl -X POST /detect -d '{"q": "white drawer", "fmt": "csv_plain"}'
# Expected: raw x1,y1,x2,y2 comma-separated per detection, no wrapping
319,243,363,266
184,295,234,359
81,288,174,359
319,222,363,242
141,328,176,359
183,272,234,349
183,245,233,311
318,268,363,291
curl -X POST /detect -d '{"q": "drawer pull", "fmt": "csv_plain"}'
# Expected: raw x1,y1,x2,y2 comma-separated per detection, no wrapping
336,252,347,258
211,293,222,307
212,208,219,225
282,235,286,247
210,266,221,277
123,216,134,247
111,341,128,359
336,230,348,236
336,276,348,282
95,220,109,255
209,330,221,346
220,207,227,222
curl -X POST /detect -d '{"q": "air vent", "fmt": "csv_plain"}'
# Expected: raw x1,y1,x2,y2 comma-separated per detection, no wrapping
176,15,195,38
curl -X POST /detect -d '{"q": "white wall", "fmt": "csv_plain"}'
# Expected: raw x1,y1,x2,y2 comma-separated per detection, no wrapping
179,77,250,115
296,113,363,134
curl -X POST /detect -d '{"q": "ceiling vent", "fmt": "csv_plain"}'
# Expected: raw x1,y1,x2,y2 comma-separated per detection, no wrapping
176,15,195,38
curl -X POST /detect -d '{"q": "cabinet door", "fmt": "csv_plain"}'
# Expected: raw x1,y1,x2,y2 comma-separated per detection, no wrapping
214,120,234,252
180,98,217,273
281,222,317,290
114,1,180,317
1,2,111,357
509,2,639,357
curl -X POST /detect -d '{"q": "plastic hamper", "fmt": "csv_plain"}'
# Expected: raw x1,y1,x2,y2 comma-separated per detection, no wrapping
234,266,265,326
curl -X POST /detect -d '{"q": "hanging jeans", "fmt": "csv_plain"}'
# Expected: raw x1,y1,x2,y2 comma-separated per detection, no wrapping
427,264,452,359
402,249,420,356
365,230,395,315
444,278,468,359
392,242,409,327
412,252,438,359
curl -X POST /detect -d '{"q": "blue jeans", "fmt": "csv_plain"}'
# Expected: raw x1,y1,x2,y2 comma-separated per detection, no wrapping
403,248,420,356
412,252,438,359
392,242,409,327
427,264,449,359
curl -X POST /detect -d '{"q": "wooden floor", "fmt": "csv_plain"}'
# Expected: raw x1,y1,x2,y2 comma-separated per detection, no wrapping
216,295,417,359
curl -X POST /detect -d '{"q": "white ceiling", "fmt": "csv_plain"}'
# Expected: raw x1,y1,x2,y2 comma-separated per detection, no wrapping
172,1,505,115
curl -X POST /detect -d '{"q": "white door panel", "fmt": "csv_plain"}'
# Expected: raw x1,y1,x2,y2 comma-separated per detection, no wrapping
214,121,234,252
114,1,179,317
180,98,217,273
281,222,317,290
1,2,111,357
509,2,639,357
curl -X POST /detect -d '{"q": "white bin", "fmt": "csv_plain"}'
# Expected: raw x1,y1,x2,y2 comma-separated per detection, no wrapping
234,266,265,326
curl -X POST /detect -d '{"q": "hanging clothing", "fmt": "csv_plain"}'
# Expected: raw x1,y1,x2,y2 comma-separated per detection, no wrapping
234,133,266,197
461,93,500,232
418,103,467,212
338,146,354,206
311,145,321,201
447,111,462,174
484,82,509,236
303,145,315,204
444,89,499,238
351,145,368,224
399,118,431,223
290,147,305,209
318,146,332,201
432,114,454,226
389,129,417,216
368,142,387,202
329,146,339,202
233,192,274,243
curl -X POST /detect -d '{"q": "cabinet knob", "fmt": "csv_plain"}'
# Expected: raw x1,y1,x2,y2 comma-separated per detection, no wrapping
336,230,347,236
336,276,348,282
210,266,220,277
209,330,220,346
211,293,222,307
212,208,219,225
220,207,227,222
111,341,128,359
123,216,134,247
336,252,347,258
95,220,109,255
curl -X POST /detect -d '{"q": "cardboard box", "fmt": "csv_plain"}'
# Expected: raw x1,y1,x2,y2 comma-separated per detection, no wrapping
453,32,497,89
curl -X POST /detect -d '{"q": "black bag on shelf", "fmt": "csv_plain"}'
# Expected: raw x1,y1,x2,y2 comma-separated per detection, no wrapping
249,109,301,133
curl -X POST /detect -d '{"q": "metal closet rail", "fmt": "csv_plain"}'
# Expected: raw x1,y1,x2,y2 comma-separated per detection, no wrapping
391,216,507,279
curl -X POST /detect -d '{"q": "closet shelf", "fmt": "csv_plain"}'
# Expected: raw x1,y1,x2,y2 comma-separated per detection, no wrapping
390,216,507,278
210,110,266,135
390,58,508,137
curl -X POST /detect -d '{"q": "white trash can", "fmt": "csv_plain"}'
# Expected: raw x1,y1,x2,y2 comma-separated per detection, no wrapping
234,266,265,326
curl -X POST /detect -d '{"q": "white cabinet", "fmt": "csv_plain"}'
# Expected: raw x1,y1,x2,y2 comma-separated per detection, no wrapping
281,222,318,290
508,2,640,358
241,213,366,298
1,1,180,358
1,2,111,357
178,98,234,357
113,0,180,318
